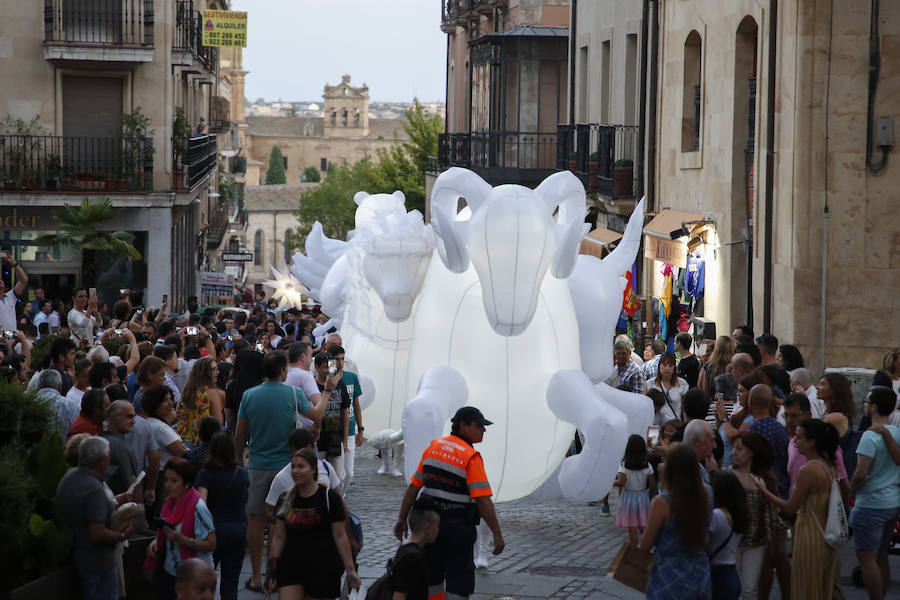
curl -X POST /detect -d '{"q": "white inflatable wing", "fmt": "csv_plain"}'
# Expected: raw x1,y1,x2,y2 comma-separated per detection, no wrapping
358,374,376,412
402,367,468,482
595,381,654,438
547,370,629,503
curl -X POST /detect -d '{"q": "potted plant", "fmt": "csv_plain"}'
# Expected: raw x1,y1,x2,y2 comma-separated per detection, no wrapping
614,158,634,197
172,107,190,189
588,151,601,189
121,108,154,190
44,155,62,190
0,115,44,191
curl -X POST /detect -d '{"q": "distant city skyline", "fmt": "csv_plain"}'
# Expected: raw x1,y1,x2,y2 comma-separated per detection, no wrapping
231,0,447,103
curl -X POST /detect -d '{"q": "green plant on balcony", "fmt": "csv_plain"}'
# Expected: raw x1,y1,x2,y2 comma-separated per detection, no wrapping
0,115,44,188
172,108,190,189
121,108,154,188
44,155,62,189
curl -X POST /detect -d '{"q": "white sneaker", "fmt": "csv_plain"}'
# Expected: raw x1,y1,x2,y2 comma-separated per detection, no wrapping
475,556,490,569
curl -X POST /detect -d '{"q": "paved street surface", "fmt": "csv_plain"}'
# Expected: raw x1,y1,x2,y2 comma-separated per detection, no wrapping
235,445,899,599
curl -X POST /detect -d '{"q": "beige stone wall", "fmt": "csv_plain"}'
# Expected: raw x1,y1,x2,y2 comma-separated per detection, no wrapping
652,0,900,372
249,135,395,184
574,0,643,126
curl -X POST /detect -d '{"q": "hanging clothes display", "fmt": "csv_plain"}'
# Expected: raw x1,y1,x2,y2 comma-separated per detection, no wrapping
685,252,705,300
658,263,674,343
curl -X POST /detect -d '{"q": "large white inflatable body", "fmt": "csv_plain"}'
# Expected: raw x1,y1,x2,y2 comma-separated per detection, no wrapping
290,169,652,502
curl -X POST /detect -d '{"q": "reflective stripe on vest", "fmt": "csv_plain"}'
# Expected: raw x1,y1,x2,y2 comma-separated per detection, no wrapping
420,435,478,505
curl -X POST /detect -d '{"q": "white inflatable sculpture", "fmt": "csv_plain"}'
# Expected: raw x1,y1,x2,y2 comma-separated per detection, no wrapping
290,169,651,503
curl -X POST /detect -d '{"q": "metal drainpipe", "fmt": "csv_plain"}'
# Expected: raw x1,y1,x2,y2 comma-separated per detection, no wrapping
569,0,577,126
647,0,659,213
762,0,778,333
635,0,650,349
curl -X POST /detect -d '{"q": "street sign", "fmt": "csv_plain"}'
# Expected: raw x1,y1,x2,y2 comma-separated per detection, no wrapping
200,271,235,297
221,252,253,262
201,10,248,47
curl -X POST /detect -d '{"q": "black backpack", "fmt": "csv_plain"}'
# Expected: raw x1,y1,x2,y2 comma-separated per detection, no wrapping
364,558,396,600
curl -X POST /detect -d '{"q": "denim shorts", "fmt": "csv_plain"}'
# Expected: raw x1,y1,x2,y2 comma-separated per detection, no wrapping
849,505,900,549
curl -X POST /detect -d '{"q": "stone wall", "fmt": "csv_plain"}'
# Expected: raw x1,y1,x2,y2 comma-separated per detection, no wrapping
249,135,395,184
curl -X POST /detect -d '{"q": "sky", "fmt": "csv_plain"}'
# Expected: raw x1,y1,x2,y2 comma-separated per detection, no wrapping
231,0,447,104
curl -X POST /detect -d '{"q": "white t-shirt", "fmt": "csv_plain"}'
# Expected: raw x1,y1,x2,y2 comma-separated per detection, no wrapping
147,417,183,468
67,308,98,344
286,366,320,427
33,311,50,332
65,385,87,410
265,458,341,507
0,290,18,331
646,378,689,420
617,465,653,491
805,386,826,418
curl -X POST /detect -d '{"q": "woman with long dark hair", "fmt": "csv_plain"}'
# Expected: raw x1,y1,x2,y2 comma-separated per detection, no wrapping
196,432,249,600
776,344,804,373
728,430,777,600
644,353,689,421
818,372,855,437
707,470,749,600
176,357,224,445
640,443,712,599
224,349,264,433
753,419,841,599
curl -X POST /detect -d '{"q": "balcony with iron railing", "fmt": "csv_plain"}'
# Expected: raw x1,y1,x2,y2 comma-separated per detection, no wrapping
174,0,218,74
228,155,246,175
208,96,231,134
441,0,506,30
43,0,154,61
207,199,230,249
438,130,558,187
557,124,640,199
182,134,217,189
0,135,153,192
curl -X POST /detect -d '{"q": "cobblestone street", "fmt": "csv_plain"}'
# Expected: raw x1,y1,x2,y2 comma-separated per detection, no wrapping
236,445,899,599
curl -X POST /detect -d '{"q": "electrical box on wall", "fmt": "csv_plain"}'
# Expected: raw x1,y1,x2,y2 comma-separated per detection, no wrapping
875,116,894,148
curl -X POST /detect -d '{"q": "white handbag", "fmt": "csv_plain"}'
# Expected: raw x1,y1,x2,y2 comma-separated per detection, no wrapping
808,459,850,548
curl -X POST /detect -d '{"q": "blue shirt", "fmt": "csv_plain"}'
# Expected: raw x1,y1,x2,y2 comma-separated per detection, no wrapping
855,426,900,509
196,466,249,524
237,381,311,470
748,417,790,498
162,498,215,576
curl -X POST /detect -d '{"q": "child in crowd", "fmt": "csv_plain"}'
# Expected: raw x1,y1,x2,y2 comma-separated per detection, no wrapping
613,434,655,545
661,419,683,445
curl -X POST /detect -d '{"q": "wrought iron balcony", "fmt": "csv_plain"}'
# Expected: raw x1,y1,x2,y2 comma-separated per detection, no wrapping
228,155,246,175
183,134,217,190
207,199,230,249
208,96,231,134
441,0,506,28
439,130,558,187
0,134,153,192
43,0,154,61
557,124,640,199
174,0,218,73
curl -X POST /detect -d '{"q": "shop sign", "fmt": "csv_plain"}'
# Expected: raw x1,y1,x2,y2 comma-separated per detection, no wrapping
201,10,248,47
0,208,41,228
221,252,252,262
644,235,687,268
200,271,235,296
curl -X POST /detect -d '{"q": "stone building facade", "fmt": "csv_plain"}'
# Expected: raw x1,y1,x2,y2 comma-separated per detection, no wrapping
648,0,900,369
0,0,226,311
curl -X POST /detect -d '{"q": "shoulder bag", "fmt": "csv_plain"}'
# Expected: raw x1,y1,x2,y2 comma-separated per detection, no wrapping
808,459,850,548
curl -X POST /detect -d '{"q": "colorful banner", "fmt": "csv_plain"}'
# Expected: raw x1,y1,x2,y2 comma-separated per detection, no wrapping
201,10,247,47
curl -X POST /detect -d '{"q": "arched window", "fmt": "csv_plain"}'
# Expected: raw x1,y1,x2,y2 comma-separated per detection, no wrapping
342,109,348,126
253,230,262,265
330,111,336,126
283,229,293,265
682,30,703,152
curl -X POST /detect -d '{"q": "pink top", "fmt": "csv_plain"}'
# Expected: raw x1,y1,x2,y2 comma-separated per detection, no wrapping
787,436,847,493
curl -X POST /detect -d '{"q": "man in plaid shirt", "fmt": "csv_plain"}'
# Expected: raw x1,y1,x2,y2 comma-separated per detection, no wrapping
614,340,645,394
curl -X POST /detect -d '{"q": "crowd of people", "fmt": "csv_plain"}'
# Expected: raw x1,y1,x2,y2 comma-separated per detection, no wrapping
608,329,900,600
3,250,900,600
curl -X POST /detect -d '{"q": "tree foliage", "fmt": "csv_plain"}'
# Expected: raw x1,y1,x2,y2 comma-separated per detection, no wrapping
286,99,441,250
265,146,287,185
302,166,321,183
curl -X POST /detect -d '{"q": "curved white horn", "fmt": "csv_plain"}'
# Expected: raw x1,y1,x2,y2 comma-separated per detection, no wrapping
430,167,491,219
601,197,645,277
431,203,470,273
551,220,589,279
535,170,587,224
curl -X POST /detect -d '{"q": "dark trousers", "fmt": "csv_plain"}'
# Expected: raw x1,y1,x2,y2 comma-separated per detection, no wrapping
425,510,477,597
214,522,247,600
710,564,741,600
156,569,176,600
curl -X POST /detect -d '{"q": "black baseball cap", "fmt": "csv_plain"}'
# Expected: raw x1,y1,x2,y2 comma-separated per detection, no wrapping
451,406,493,426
